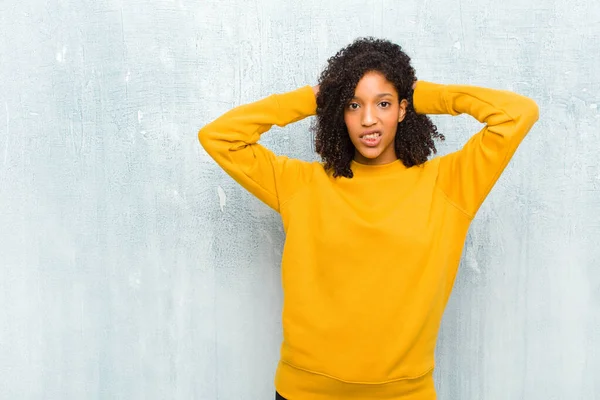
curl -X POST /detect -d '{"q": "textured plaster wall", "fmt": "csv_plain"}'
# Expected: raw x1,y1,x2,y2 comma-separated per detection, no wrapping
1,0,599,399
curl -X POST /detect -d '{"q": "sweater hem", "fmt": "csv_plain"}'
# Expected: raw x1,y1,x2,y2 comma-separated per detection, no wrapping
275,361,436,399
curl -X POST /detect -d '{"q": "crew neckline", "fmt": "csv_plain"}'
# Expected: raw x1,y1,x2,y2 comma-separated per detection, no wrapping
350,158,407,175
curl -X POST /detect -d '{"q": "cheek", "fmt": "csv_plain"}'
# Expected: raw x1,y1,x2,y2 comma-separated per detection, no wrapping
384,111,400,128
343,114,359,134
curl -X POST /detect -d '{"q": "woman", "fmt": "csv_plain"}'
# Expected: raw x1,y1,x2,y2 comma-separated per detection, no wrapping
199,37,539,399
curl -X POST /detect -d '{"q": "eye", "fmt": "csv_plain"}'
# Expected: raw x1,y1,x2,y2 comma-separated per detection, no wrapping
379,101,391,108
347,102,359,110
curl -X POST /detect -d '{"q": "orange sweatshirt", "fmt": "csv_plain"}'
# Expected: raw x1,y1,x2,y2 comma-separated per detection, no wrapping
199,81,539,399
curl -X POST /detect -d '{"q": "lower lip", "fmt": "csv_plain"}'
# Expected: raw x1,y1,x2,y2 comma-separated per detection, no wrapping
360,135,382,147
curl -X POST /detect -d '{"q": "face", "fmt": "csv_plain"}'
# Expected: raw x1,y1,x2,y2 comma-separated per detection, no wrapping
343,71,408,165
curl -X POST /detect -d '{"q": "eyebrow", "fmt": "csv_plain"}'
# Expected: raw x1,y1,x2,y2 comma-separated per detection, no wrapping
351,93,395,100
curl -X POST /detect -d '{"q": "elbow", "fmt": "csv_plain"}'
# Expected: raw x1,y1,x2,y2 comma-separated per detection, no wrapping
198,124,229,162
526,97,540,122
510,96,540,134
198,125,213,152
520,96,540,124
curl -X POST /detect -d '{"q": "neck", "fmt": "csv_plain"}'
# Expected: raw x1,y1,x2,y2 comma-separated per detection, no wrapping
353,153,399,166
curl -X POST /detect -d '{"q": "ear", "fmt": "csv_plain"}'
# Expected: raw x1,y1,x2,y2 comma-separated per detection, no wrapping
398,99,409,123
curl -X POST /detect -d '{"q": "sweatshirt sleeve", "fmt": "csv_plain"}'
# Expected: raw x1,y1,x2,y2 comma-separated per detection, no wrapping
413,81,540,218
198,86,317,212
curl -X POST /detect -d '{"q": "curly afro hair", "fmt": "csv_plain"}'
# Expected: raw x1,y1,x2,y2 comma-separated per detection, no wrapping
313,37,444,178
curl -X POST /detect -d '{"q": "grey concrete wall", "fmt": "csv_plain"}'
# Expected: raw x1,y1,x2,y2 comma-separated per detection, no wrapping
1,0,598,399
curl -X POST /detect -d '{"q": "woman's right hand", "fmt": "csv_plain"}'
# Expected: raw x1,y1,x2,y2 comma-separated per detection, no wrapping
312,85,320,97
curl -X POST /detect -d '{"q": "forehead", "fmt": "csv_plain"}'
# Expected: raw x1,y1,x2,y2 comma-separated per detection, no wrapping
353,71,397,97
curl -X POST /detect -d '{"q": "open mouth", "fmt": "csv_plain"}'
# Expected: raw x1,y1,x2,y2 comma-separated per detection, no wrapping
361,132,381,139
360,131,382,147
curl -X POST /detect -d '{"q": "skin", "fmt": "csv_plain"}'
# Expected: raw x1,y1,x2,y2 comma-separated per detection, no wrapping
313,73,416,165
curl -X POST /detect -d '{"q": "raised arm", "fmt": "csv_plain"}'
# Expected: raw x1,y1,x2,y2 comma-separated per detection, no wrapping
413,81,539,218
198,86,317,212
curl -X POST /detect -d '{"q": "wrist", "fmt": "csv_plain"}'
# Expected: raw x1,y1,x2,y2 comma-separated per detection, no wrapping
312,85,320,97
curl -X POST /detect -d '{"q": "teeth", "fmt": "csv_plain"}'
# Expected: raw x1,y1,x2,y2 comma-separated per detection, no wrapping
364,133,380,139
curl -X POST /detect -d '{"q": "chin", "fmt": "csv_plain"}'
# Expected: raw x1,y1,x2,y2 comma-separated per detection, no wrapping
356,149,383,163
358,148,383,158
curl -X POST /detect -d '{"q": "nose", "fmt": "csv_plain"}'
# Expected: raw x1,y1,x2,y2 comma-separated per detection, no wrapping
361,105,376,127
